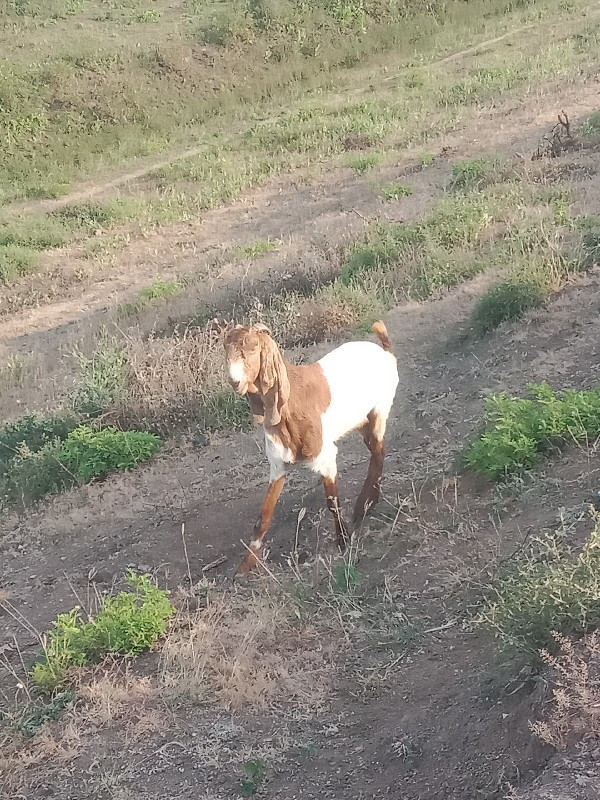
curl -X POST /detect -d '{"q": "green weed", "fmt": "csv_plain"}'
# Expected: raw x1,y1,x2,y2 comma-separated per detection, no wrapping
119,277,182,316
448,157,513,192
0,414,79,468
57,426,161,483
470,281,544,335
240,759,267,796
0,244,39,283
380,182,414,201
31,572,174,691
418,153,435,166
234,240,279,259
464,383,600,480
15,691,75,738
346,152,381,174
477,514,600,658
0,416,160,508
579,109,600,137
72,341,128,417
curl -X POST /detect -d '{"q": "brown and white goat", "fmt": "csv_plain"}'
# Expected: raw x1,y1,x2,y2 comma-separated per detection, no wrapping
224,321,399,573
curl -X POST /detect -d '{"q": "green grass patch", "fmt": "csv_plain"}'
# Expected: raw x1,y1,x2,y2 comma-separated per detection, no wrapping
0,244,39,283
0,417,160,509
234,240,279,259
57,426,161,483
15,691,75,738
346,152,381,174
118,276,183,316
477,514,600,659
31,572,174,692
470,281,544,335
579,109,600,137
72,340,128,417
448,156,513,192
464,383,600,480
380,181,413,201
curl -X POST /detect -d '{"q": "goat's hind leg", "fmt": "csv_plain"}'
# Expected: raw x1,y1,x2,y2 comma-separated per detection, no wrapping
353,408,388,523
322,475,349,551
238,474,286,574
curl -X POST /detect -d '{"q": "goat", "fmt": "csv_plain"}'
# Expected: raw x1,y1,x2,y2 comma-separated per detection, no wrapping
223,321,399,574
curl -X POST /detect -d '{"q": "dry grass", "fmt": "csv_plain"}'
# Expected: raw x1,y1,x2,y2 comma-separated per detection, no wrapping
531,630,600,750
160,582,337,712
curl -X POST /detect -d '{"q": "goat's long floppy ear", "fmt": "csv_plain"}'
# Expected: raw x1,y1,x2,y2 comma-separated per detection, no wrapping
258,334,290,426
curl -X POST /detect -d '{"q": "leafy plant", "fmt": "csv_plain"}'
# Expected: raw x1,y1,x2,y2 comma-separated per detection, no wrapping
477,514,600,658
240,759,266,796
470,281,544,335
380,182,413,201
464,383,600,480
334,562,361,593
346,152,381,174
32,572,174,691
15,691,74,737
579,109,600,137
72,341,128,417
448,156,511,192
0,414,78,467
57,426,161,483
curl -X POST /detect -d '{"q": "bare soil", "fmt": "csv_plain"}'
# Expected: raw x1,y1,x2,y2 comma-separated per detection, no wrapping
2,45,600,800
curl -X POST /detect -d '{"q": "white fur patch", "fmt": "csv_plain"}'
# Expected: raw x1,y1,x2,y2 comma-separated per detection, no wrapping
228,360,247,385
265,432,293,481
318,341,398,446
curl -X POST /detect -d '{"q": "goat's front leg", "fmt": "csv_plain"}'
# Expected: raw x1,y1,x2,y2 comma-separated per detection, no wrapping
238,474,286,574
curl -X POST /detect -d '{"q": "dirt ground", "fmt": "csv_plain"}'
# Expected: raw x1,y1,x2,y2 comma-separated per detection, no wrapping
2,35,600,800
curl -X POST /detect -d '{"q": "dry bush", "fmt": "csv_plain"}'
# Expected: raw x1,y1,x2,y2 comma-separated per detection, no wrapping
160,584,336,712
0,718,83,796
531,630,600,750
75,663,166,735
117,326,249,432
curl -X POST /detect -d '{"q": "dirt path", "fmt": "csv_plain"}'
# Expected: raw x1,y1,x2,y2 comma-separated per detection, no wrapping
2,264,599,798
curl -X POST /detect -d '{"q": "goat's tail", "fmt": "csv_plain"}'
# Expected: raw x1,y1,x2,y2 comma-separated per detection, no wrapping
372,321,394,354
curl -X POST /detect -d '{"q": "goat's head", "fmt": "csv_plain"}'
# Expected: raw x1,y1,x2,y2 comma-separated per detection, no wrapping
223,323,290,425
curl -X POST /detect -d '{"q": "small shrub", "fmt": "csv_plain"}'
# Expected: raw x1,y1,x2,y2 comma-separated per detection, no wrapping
464,383,600,480
531,630,600,748
449,157,511,192
0,244,38,283
72,341,128,417
16,691,74,738
477,515,600,658
57,426,161,483
32,572,174,691
418,153,435,167
380,182,413,201
470,281,544,335
579,110,600,137
0,414,78,467
0,441,70,507
240,759,267,796
234,240,279,258
581,227,600,267
346,152,381,174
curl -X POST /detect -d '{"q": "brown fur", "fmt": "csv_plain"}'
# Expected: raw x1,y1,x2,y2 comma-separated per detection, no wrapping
224,325,331,460
353,410,385,522
372,321,393,354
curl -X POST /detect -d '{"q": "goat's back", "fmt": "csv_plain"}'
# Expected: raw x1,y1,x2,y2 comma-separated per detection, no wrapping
318,341,399,443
